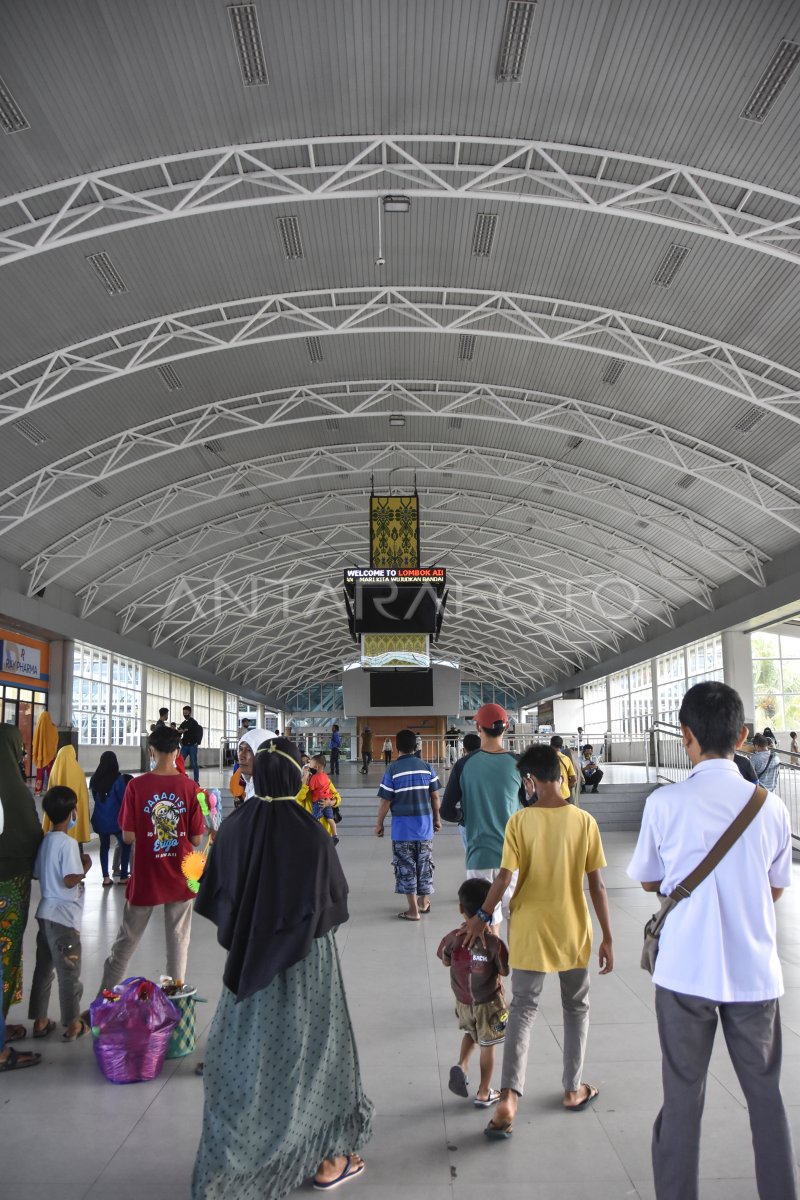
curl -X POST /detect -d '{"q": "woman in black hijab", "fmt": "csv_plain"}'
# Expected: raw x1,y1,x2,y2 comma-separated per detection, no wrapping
192,737,373,1199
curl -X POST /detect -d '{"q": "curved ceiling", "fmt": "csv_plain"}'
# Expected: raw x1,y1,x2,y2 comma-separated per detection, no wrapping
2,0,800,704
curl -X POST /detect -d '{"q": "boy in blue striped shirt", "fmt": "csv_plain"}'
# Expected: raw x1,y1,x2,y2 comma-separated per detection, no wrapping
375,728,442,921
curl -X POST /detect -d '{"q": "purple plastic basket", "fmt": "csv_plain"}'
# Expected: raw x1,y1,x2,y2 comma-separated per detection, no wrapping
90,977,180,1084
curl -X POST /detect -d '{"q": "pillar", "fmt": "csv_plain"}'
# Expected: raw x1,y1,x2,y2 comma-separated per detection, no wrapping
722,630,755,732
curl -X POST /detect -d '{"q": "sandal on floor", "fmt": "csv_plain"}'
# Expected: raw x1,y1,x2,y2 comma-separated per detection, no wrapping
396,912,420,921
33,1019,56,1039
564,1083,599,1111
5,1024,27,1043
448,1064,469,1097
484,1117,513,1139
418,902,431,914
62,1018,90,1042
312,1155,366,1191
0,1046,42,1072
474,1089,501,1108
102,877,114,887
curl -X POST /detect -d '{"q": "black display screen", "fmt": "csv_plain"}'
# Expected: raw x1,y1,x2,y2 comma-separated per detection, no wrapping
354,583,439,634
370,670,434,708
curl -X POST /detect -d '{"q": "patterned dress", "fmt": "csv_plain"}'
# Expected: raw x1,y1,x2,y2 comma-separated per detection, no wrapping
192,930,373,1199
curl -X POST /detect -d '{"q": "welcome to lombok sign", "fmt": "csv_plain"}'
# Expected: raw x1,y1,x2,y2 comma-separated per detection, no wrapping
1,640,42,679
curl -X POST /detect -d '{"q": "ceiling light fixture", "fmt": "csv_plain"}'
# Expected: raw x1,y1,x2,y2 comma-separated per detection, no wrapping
14,418,46,445
383,195,411,213
741,39,800,122
676,473,695,489
566,436,584,450
374,197,386,266
306,336,324,362
602,358,626,385
497,1,537,82
389,415,406,427
0,74,29,133
458,334,476,360
276,215,303,258
733,407,765,433
88,482,109,499
472,213,497,256
86,251,127,294
158,364,183,391
652,244,689,287
227,3,269,86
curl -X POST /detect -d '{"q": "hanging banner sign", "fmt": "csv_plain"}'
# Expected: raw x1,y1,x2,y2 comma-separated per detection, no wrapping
344,567,446,585
1,640,42,679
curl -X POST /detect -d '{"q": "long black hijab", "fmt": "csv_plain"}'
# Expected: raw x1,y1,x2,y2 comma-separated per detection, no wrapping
194,737,349,1001
89,750,120,799
0,725,43,882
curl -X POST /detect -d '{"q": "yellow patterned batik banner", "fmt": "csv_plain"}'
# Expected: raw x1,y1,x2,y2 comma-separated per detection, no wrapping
362,633,429,668
370,494,420,569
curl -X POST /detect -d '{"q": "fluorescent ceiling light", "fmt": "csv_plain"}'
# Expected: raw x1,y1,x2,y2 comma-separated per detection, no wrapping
497,2,537,82
86,251,127,295
324,417,340,431
652,244,689,287
88,482,109,498
14,418,46,445
458,334,476,360
389,415,406,427
276,215,303,258
741,39,800,122
227,4,269,86
306,336,323,362
472,213,497,256
383,195,411,213
0,74,29,134
602,359,626,385
676,473,695,490
158,364,183,391
732,407,765,433
566,437,584,450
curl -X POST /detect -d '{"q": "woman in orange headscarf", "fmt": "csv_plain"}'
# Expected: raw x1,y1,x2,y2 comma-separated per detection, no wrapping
42,745,91,843
32,711,58,795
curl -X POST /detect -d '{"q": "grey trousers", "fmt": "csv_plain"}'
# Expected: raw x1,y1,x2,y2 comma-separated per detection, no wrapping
501,967,590,1095
653,986,799,1200
100,899,194,992
28,918,83,1026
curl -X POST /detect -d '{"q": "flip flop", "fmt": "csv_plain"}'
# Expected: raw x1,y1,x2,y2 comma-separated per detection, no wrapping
564,1083,599,1111
62,1018,90,1043
0,1047,42,1072
397,912,420,921
448,1064,469,1098
474,1088,501,1108
312,1155,366,1191
5,1024,27,1043
418,903,432,914
484,1118,513,1139
33,1019,56,1039
102,877,114,887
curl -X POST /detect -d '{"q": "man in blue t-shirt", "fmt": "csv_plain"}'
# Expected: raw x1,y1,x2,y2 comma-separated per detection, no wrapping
375,728,441,921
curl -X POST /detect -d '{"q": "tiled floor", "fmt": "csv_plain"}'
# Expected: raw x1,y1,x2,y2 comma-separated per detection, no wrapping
4,785,800,1198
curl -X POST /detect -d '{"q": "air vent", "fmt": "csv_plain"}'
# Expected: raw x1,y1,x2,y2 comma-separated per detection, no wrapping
306,337,324,363
653,244,689,287
602,358,626,385
497,2,537,82
88,482,109,499
203,440,224,456
324,417,340,431
472,213,497,256
566,436,584,450
676,473,695,490
227,3,269,86
459,334,476,360
733,407,765,433
447,416,463,430
276,216,303,259
86,251,127,295
741,39,800,122
158,364,183,391
14,418,46,445
0,74,29,134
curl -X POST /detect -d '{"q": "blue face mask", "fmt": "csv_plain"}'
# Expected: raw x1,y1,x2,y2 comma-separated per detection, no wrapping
68,813,77,830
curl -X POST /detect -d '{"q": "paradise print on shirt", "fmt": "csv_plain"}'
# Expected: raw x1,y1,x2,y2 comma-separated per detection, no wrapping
143,791,188,856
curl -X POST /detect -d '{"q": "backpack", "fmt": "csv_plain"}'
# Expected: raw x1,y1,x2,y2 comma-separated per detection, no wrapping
194,722,203,745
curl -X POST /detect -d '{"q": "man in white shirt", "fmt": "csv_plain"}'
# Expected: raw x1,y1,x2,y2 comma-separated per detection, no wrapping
628,681,797,1200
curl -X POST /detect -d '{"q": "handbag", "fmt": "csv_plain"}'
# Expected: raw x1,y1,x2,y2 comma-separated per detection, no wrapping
641,783,767,974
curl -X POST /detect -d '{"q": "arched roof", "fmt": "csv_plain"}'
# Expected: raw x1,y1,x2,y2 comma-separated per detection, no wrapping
2,0,800,703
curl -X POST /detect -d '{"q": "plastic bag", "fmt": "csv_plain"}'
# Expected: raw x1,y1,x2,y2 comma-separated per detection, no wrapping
90,976,180,1084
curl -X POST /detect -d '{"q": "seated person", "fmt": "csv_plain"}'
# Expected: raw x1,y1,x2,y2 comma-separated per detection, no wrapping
579,745,603,794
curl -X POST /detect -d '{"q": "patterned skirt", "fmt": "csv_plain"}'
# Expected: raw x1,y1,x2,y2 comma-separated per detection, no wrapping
192,930,373,1200
0,873,32,1016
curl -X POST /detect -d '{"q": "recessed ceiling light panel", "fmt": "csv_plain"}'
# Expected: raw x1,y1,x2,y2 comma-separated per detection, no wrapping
15,418,46,445
733,406,765,433
652,244,689,287
676,473,695,489
0,74,29,134
472,213,497,256
227,4,269,86
497,1,537,82
86,251,127,295
602,358,626,385
277,215,304,259
306,336,323,362
158,364,183,391
389,414,406,427
383,195,411,213
741,39,800,122
459,334,476,360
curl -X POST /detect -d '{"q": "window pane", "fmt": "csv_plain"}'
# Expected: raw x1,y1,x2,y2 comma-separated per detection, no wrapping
752,632,780,659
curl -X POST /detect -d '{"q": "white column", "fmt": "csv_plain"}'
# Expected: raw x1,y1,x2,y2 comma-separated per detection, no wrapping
722,630,755,732
47,638,73,729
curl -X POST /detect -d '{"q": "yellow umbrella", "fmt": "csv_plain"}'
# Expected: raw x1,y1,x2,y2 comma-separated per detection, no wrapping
42,745,92,842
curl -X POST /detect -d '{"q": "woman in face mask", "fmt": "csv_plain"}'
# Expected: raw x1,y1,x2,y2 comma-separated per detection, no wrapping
42,746,91,844
0,725,44,1050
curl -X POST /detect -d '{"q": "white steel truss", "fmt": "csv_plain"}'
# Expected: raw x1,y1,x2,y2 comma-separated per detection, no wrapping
72,486,712,619
22,437,766,603
5,376,797,557
3,136,800,269
3,289,800,432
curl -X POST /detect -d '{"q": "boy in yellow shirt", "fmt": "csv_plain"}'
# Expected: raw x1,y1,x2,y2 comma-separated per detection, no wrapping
460,744,614,1138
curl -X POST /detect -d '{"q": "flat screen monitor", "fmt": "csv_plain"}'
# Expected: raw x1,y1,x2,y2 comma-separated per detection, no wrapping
354,583,439,634
361,634,430,670
370,670,434,708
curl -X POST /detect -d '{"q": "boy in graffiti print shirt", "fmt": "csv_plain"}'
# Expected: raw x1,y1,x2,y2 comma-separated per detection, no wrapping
97,726,205,993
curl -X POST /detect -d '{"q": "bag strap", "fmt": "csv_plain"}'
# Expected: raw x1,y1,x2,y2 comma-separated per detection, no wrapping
668,783,768,903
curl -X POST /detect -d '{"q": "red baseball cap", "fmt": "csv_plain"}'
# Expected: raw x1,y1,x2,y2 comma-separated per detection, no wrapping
474,702,508,728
